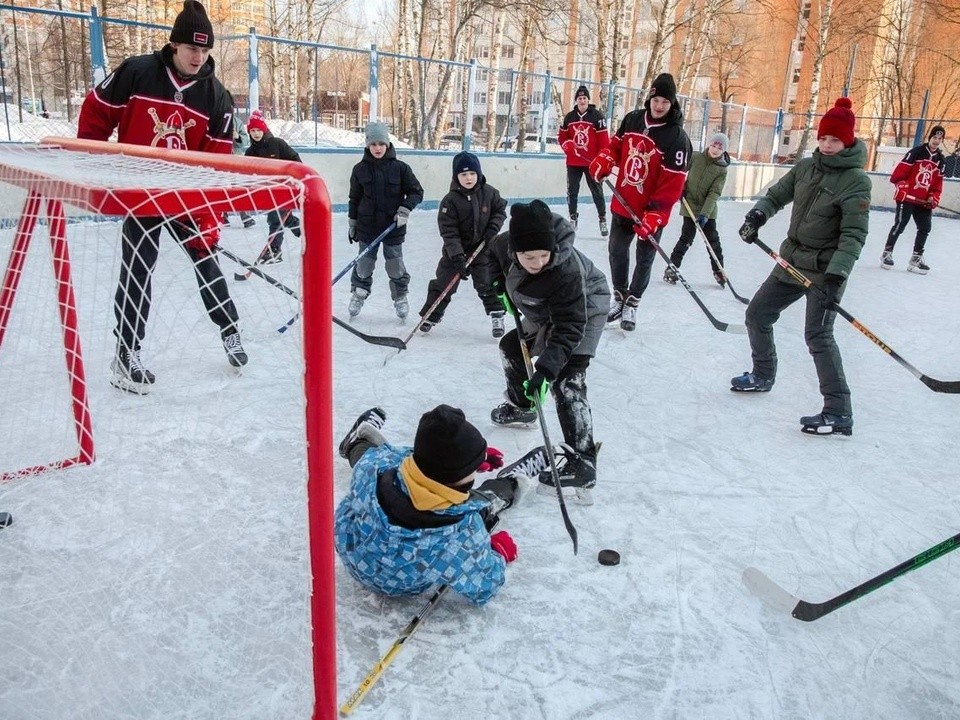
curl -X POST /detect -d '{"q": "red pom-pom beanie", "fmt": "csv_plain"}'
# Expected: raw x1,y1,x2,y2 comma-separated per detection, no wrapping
818,97,856,147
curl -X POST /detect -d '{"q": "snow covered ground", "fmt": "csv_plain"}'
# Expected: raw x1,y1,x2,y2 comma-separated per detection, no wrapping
1,199,958,719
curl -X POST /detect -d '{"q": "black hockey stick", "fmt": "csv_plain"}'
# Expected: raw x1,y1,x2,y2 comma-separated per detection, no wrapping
499,291,578,554
752,237,960,393
234,219,287,281
219,246,406,350
604,181,746,334
679,196,750,304
279,222,399,334
743,531,960,622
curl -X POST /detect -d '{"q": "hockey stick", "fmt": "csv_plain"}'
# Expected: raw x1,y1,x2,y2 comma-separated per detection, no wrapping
234,214,290,281
679,196,750,305
604,181,746,334
499,291,578,554
278,222,399,333
339,584,451,715
751,237,960,393
742,531,960,622
382,241,488,366
218,245,406,350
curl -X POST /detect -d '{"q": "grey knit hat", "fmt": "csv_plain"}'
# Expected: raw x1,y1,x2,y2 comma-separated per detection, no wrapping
365,122,390,145
708,132,729,152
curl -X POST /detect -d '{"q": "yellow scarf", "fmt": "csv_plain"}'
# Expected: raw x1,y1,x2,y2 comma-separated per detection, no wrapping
399,456,469,511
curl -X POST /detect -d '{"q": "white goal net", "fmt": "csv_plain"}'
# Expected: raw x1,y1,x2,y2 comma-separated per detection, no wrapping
0,139,335,718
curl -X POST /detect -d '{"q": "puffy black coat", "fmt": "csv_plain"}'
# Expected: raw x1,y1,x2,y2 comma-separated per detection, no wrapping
437,177,507,258
349,145,424,245
245,132,301,162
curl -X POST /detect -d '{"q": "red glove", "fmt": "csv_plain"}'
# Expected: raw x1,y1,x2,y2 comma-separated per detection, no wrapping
183,213,221,256
589,151,615,182
894,182,910,204
632,213,661,241
477,447,504,473
490,530,517,563
928,193,940,209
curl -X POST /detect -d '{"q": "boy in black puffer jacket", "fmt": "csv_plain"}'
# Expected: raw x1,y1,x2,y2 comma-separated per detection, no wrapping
417,152,507,337
347,122,424,320
245,112,302,264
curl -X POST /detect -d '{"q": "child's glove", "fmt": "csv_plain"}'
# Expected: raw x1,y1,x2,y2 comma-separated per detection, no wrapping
696,214,708,229
738,209,766,243
523,367,552,407
452,253,470,278
820,273,844,309
490,530,518,563
394,207,410,228
347,219,357,243
477,447,504,473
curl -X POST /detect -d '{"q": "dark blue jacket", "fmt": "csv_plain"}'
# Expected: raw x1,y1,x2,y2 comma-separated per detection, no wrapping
348,145,424,245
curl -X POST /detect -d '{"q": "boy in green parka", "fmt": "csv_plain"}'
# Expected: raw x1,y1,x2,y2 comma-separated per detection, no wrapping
731,97,871,436
665,132,731,286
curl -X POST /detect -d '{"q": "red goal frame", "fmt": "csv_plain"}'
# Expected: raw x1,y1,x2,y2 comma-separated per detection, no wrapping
0,137,336,720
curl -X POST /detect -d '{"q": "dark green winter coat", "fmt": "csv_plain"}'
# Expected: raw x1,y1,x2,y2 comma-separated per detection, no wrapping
679,149,729,219
753,139,870,284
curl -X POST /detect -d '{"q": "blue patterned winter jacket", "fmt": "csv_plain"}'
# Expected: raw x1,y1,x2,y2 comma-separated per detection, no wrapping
334,444,506,606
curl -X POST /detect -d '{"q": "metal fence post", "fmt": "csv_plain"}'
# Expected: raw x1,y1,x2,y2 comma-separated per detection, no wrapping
368,43,378,123
738,103,747,159
88,5,106,86
771,107,784,163
540,71,551,153
699,98,710,148
913,88,930,147
464,58,477,151
606,81,617,126
247,28,259,114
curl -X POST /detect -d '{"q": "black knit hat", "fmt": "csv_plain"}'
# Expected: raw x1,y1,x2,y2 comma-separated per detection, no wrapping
929,125,946,141
170,1,214,49
453,151,482,177
508,200,555,254
413,405,487,486
648,73,677,105
575,85,590,101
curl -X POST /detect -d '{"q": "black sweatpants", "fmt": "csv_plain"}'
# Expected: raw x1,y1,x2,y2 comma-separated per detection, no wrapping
418,248,501,322
608,213,660,299
669,216,724,273
566,166,606,219
114,216,239,352
885,202,932,254
266,210,301,252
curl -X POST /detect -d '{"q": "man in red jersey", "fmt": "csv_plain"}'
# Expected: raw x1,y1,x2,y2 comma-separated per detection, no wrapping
590,73,692,332
78,1,245,394
558,85,609,236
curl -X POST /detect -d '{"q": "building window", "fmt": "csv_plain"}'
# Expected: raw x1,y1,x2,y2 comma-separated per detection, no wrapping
474,91,487,103
479,46,489,58
502,46,514,58
498,91,511,105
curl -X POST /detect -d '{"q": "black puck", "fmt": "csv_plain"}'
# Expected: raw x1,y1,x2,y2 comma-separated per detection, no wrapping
0,512,12,528
598,549,620,566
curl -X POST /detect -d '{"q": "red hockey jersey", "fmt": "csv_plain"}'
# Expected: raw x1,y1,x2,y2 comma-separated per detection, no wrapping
558,105,609,168
78,47,234,154
890,143,945,207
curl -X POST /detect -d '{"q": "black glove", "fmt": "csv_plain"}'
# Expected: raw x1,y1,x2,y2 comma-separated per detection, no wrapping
451,253,470,278
347,219,357,244
696,214,708,229
738,209,766,244
820,273,844,308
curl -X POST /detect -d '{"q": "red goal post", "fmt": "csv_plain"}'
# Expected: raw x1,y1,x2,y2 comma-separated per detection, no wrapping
0,137,336,719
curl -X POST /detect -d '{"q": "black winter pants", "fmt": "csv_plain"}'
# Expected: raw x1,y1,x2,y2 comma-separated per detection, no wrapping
266,210,301,251
885,203,932,254
418,248,501,321
114,216,239,352
669,216,724,273
498,328,598,459
608,213,660,299
566,166,606,219
745,273,851,416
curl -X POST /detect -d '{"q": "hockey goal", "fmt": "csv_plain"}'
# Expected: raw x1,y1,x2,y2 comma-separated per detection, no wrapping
0,138,336,719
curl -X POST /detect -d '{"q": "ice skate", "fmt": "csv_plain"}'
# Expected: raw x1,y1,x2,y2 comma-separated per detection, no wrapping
599,217,609,237
607,290,625,324
338,407,387,458
730,371,774,392
221,329,248,368
907,253,929,275
394,296,409,320
419,320,434,333
880,250,894,269
570,212,578,230
663,267,678,284
490,310,506,338
536,443,597,506
490,401,537,427
800,412,853,437
714,271,726,288
620,295,639,332
348,288,368,318
110,346,156,395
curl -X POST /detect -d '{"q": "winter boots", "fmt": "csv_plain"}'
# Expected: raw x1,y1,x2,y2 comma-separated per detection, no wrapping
490,310,506,338
221,329,248,368
908,254,929,274
620,295,639,332
881,250,894,269
490,401,537,427
110,345,156,395
800,412,853,436
348,288,369,318
730,371,775,392
535,443,597,505
338,406,388,460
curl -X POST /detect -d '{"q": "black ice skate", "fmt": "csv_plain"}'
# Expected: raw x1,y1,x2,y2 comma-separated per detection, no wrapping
800,412,853,437
221,329,248,367
607,290,625,323
663,267,678,284
714,271,727,287
490,310,506,338
730,371,774,392
907,254,929,275
490,401,537,427
880,250,894,269
338,407,387,459
599,217,609,237
536,443,597,506
110,346,156,395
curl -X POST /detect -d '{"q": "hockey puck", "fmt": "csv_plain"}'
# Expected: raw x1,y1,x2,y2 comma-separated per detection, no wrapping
0,512,12,528
597,549,620,566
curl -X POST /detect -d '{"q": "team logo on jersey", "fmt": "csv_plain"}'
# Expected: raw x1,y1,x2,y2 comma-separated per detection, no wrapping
622,138,656,193
573,125,590,149
148,107,196,150
915,163,935,190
